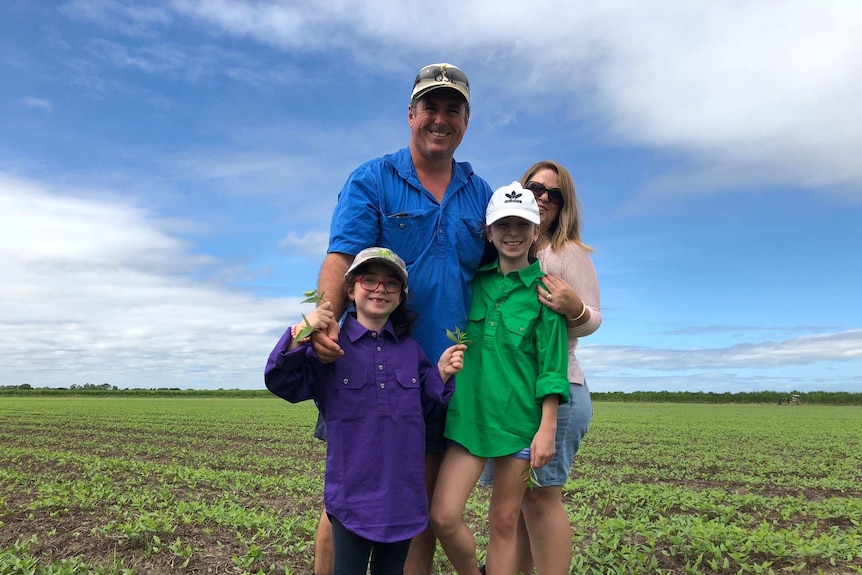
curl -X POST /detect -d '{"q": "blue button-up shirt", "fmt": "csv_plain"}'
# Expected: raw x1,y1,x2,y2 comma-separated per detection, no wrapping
264,315,453,542
328,147,493,362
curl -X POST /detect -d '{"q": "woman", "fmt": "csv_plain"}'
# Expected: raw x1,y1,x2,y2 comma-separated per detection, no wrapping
516,160,602,575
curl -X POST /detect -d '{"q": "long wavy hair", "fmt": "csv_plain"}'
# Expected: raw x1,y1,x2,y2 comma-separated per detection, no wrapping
520,160,594,253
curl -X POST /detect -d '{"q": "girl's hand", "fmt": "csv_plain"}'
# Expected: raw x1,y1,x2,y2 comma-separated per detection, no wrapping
438,344,466,378
529,426,556,469
305,301,334,331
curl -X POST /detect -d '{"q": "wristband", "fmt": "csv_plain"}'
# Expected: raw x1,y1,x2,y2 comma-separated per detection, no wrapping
568,301,587,322
293,324,311,344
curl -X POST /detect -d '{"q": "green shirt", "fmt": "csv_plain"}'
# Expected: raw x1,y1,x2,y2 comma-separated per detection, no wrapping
445,258,570,457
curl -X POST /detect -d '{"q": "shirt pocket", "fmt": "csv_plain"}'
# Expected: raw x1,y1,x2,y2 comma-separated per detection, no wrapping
394,369,423,421
381,209,437,265
334,368,370,421
456,216,486,271
502,314,535,353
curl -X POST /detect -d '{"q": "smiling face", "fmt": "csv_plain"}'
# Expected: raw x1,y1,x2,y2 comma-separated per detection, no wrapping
348,262,404,329
408,91,469,163
487,216,539,272
528,167,562,236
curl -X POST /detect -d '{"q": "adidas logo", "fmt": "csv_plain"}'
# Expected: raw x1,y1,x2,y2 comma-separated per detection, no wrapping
504,191,522,204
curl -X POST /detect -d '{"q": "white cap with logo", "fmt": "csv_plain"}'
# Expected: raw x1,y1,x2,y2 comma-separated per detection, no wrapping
486,182,541,225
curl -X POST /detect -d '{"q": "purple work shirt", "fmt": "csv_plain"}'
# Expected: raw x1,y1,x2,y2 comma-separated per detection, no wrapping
264,314,453,542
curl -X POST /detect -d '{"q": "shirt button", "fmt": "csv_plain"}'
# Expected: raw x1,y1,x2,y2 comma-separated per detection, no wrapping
342,378,349,385
495,303,500,308
520,327,525,332
372,332,378,338
400,223,405,228
438,228,443,234
380,383,385,389
377,346,382,352
489,321,495,326
412,378,417,383
378,365,384,371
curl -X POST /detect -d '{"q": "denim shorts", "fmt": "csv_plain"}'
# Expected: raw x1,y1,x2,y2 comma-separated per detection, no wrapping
314,405,450,454
480,382,592,487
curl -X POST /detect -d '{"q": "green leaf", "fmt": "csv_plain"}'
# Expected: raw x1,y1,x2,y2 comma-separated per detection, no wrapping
301,289,325,304
446,326,471,346
522,466,542,489
295,315,314,341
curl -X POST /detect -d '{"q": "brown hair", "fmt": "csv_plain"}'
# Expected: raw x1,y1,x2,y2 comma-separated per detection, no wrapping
520,160,594,252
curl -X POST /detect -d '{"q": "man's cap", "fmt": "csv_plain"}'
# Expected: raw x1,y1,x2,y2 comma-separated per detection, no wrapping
411,63,470,103
345,247,409,294
486,182,541,225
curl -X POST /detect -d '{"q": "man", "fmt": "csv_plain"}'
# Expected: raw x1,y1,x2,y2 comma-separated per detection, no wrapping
310,63,493,575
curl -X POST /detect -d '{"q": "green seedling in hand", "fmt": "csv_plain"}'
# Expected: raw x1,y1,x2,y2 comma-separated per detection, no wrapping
446,326,472,346
522,466,542,490
301,289,326,304
296,289,327,341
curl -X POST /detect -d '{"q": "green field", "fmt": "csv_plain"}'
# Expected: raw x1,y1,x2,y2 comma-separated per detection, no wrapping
1,396,860,574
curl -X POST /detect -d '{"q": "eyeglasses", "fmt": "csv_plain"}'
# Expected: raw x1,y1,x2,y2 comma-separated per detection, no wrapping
357,275,404,294
525,181,564,206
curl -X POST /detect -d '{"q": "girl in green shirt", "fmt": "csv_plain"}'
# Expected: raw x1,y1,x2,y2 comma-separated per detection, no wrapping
430,182,570,575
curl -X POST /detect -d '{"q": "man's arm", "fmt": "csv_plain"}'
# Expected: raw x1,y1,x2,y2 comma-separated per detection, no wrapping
310,252,353,362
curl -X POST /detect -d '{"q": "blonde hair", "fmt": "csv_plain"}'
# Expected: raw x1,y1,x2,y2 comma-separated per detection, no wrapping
520,160,594,253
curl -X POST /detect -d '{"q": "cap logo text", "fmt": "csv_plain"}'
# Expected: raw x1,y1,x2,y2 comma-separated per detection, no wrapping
504,191,523,203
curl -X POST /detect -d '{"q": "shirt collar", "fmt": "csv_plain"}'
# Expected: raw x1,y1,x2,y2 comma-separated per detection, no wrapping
478,257,542,287
388,147,473,193
342,314,400,343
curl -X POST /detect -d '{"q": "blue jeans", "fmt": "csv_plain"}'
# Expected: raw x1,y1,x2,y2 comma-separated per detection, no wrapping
329,514,411,575
480,382,593,487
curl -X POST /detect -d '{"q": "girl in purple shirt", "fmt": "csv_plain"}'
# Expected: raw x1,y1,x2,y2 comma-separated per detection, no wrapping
265,247,465,575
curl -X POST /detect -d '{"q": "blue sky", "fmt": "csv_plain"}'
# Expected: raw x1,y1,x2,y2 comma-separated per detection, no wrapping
1,0,860,393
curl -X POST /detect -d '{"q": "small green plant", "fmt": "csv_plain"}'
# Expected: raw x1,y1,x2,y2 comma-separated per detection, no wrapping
295,289,326,341
446,326,471,346
301,289,325,304
522,466,541,490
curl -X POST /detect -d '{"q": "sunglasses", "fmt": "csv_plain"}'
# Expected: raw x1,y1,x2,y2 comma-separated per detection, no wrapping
525,181,564,206
413,64,470,93
357,275,404,294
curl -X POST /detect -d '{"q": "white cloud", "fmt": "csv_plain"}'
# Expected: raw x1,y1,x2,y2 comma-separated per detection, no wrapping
0,174,300,389
156,0,862,194
581,329,862,371
278,230,329,257
61,0,172,37
20,97,53,112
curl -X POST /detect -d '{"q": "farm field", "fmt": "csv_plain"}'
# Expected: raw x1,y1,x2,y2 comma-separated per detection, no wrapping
0,396,860,575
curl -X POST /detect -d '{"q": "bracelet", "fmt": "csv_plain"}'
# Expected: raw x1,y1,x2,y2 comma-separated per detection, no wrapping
568,301,588,322
293,324,311,344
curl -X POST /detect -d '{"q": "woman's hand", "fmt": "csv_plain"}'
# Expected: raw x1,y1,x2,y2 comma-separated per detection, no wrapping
537,273,582,319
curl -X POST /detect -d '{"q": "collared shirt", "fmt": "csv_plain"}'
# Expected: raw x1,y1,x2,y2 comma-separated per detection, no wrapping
264,315,452,542
445,258,570,457
328,147,493,362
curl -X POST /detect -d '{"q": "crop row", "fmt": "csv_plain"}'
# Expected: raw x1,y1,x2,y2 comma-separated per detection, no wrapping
0,397,860,574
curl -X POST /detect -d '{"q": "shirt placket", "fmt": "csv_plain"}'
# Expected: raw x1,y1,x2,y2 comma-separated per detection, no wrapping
484,273,511,350
372,332,391,417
